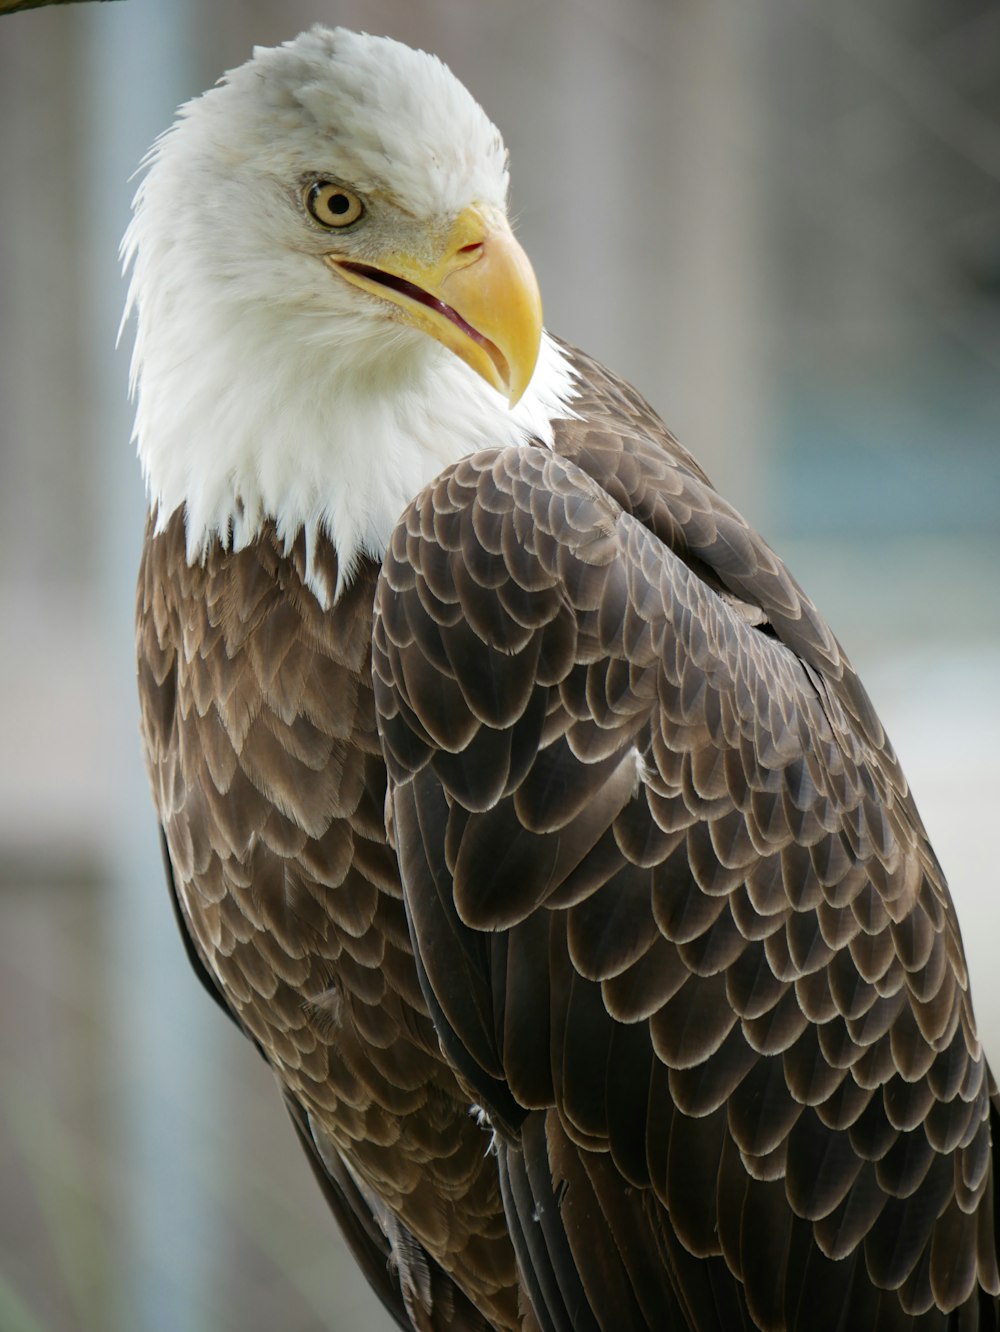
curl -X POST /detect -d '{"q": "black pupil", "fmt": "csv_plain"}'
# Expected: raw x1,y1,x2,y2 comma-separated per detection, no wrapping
327,192,351,215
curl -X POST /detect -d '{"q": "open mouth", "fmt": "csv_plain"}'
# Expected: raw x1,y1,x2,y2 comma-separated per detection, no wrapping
337,259,510,388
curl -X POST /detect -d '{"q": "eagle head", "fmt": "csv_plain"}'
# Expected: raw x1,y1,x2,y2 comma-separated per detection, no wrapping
123,27,575,599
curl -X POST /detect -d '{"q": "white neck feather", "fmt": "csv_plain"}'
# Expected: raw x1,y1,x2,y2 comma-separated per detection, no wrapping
129,300,577,605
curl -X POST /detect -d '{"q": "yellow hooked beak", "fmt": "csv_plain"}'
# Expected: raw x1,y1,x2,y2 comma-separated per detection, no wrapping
325,205,542,407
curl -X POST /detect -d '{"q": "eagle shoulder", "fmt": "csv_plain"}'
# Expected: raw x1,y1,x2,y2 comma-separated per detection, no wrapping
372,399,998,1330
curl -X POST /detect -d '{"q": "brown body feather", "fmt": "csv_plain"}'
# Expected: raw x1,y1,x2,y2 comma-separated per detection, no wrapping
139,341,1000,1330
137,513,520,1331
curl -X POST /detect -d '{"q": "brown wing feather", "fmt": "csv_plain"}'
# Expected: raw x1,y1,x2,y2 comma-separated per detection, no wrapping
373,351,1000,1331
552,338,896,759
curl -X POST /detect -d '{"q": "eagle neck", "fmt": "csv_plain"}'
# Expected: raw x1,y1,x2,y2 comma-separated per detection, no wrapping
136,328,578,608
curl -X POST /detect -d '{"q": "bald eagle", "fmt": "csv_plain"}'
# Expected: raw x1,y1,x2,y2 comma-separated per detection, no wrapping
126,26,1000,1332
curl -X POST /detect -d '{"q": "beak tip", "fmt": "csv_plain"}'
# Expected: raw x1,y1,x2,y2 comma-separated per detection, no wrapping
505,346,539,409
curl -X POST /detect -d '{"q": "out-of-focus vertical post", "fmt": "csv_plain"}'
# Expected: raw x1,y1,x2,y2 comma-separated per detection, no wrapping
78,2,212,1327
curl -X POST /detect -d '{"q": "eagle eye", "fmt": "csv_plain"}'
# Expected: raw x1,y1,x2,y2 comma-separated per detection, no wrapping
304,182,365,229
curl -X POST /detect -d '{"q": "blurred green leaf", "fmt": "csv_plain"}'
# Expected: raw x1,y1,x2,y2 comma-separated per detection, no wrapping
0,1273,51,1332
0,1068,112,1331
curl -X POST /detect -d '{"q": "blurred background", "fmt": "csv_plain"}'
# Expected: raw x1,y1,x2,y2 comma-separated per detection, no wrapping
0,0,997,1328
